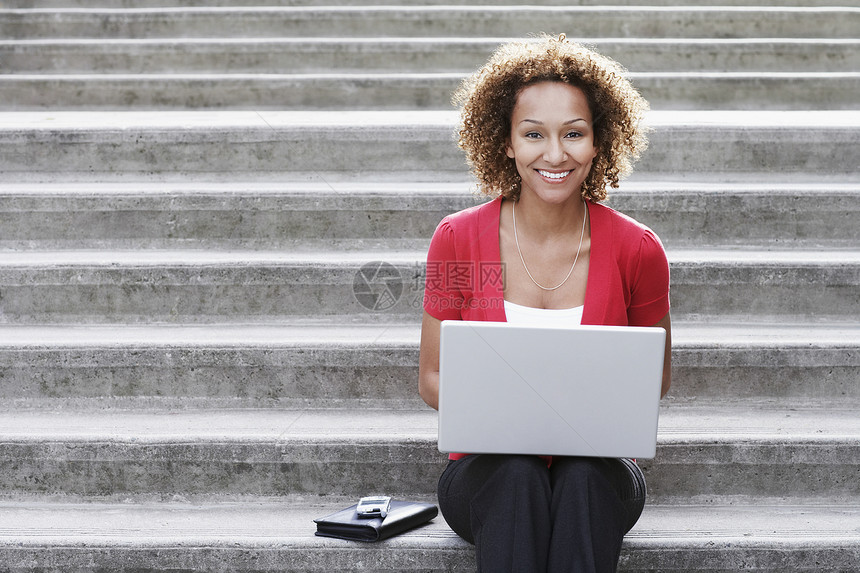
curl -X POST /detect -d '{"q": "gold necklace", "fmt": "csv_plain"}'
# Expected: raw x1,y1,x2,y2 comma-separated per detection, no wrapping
512,199,587,292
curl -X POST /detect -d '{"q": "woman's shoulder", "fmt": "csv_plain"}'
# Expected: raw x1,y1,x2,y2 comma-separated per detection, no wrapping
437,196,500,230
428,196,500,259
591,201,663,245
591,201,649,233
431,197,501,246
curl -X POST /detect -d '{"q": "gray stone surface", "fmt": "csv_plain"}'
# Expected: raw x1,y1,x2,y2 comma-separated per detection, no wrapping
0,406,856,500
1,0,859,569
0,500,857,572
3,7,859,39
9,0,860,6
5,39,858,73
4,7,859,113
0,321,855,414
1,111,859,175
0,250,856,322
1,180,857,249
1,322,857,406
4,73,860,111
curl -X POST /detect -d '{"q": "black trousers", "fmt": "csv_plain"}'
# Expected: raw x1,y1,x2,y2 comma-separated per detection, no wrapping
437,455,646,573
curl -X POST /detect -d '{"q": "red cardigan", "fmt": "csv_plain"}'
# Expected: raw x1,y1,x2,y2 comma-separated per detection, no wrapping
424,196,670,327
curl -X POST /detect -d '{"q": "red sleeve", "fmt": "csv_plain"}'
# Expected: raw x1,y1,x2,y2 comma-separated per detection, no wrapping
423,218,464,321
627,229,670,326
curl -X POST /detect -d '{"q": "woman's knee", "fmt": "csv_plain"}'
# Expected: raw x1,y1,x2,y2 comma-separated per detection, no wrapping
466,455,552,502
550,456,646,532
549,457,630,500
493,454,547,474
551,456,608,482
484,455,549,485
438,455,550,506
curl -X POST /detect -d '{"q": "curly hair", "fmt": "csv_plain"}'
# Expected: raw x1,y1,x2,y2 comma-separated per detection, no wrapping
453,34,650,203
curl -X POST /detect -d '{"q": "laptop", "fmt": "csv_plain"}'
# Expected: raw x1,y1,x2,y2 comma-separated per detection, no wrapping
438,321,666,459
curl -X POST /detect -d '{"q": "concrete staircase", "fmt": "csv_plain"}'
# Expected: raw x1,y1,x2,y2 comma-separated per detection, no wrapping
0,1,858,571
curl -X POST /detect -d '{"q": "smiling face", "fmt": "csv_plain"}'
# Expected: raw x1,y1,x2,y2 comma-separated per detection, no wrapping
505,81,598,206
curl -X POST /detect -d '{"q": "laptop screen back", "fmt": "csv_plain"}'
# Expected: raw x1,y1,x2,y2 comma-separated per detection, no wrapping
438,321,665,459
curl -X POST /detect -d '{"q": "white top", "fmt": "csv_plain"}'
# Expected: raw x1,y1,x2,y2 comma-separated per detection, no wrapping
503,300,584,327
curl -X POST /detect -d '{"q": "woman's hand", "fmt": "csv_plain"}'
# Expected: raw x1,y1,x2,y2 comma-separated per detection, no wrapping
418,310,443,410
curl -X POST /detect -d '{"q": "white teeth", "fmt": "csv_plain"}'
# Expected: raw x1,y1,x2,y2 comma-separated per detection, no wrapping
538,170,570,179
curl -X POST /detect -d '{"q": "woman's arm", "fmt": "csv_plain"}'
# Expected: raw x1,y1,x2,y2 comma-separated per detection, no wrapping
654,311,672,398
418,310,443,410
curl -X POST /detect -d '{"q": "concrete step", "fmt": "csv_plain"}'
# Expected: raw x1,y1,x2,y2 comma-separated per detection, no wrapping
0,249,856,323
3,7,858,39
10,0,860,7
4,73,859,111
0,499,857,572
1,180,857,250
0,322,856,407
0,404,856,500
1,111,859,176
5,39,857,74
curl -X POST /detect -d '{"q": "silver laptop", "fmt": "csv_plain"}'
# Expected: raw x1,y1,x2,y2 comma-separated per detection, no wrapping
438,321,665,459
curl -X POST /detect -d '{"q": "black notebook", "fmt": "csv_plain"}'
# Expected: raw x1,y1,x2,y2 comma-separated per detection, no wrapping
314,500,438,542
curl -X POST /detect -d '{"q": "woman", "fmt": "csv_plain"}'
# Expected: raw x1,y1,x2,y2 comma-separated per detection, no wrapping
418,35,672,572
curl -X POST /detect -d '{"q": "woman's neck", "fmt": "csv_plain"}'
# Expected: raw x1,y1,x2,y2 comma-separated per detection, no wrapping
513,193,587,242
